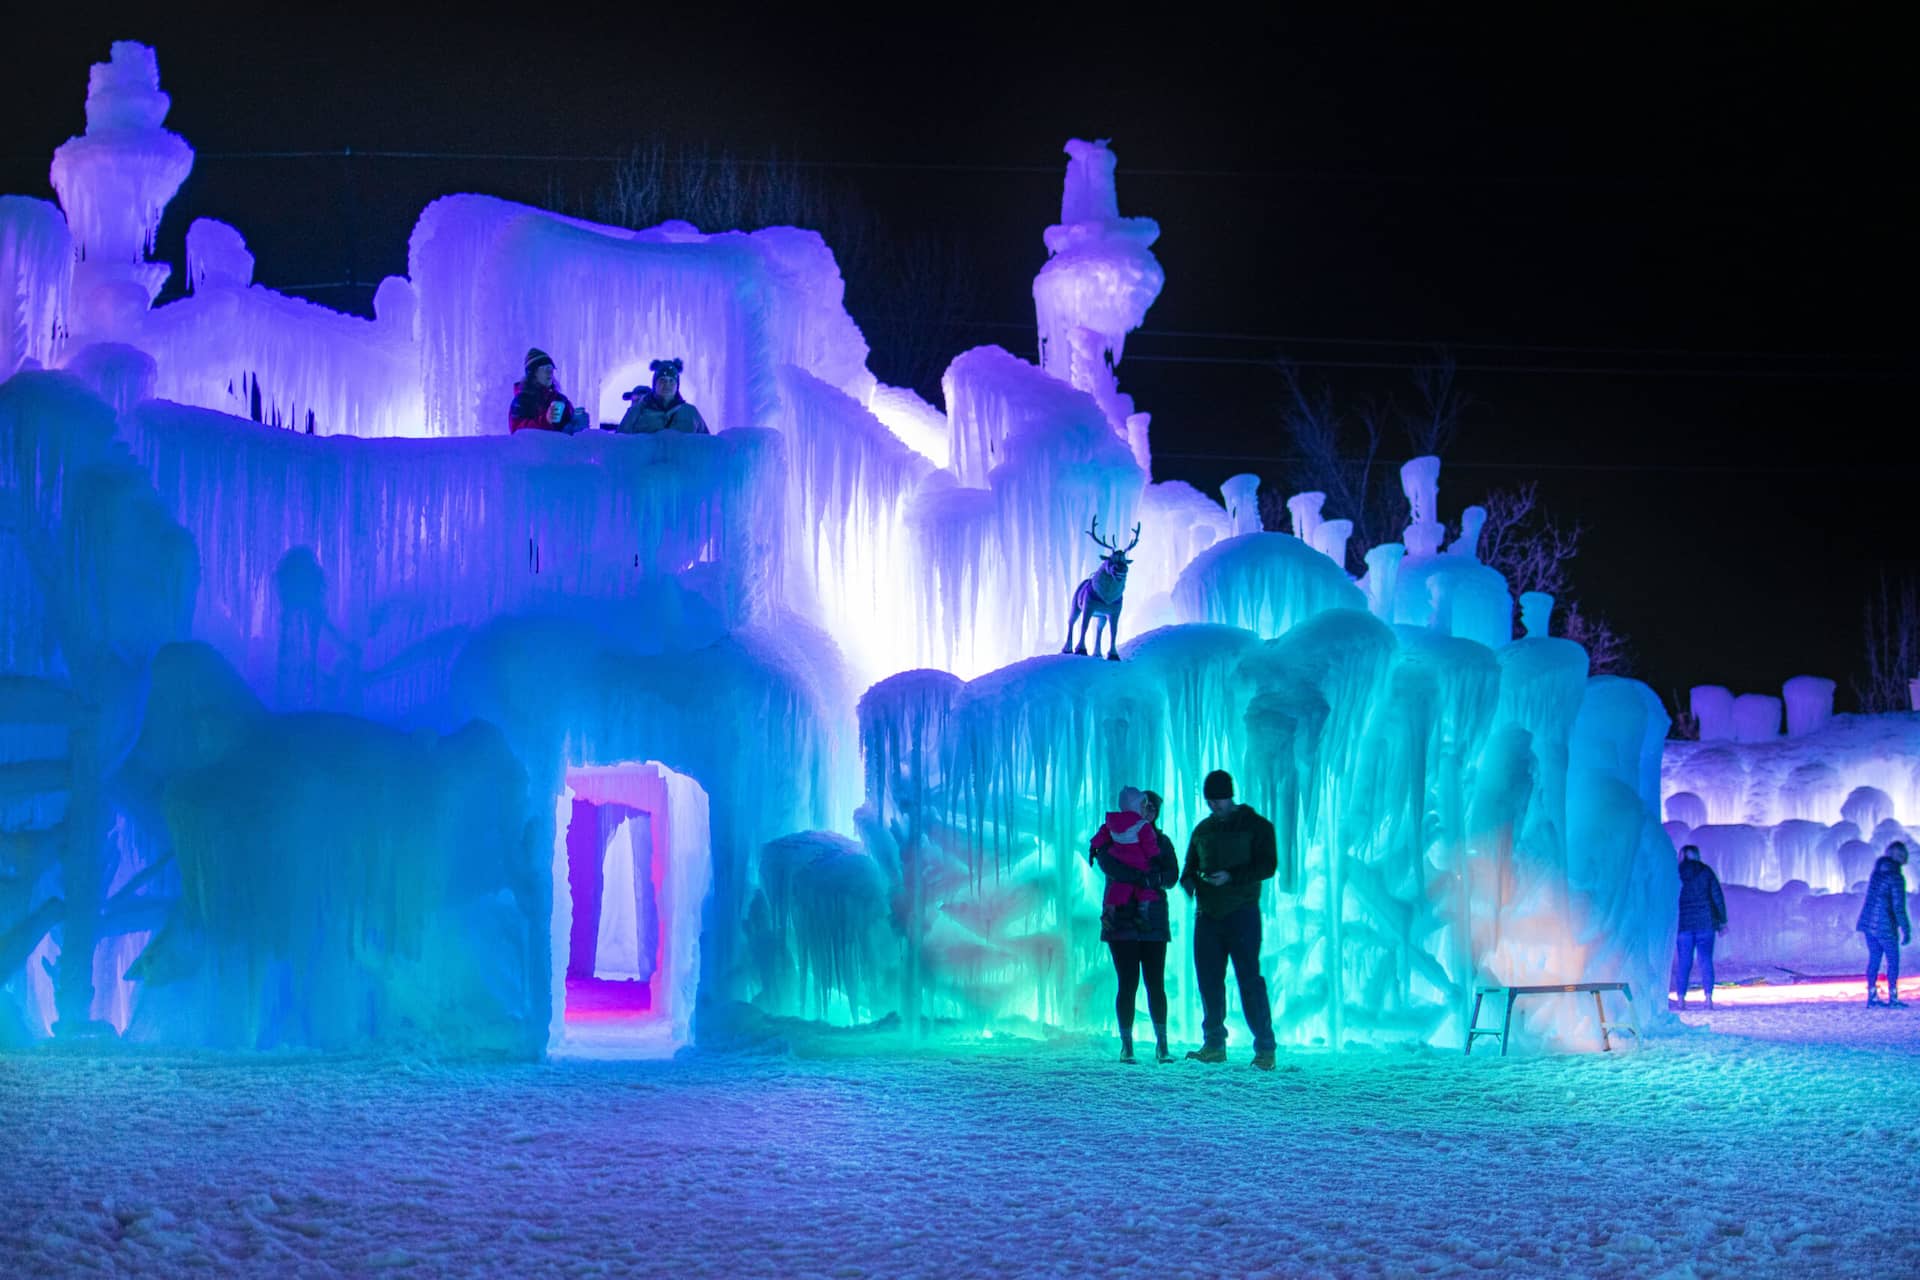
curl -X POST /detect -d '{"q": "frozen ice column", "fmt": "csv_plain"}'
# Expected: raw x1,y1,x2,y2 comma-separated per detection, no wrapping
1401,455,1444,558
1782,675,1835,737
48,42,192,339
1032,139,1164,434
1221,473,1262,536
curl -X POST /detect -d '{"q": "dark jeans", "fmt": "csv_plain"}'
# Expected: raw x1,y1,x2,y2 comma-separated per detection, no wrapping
1675,929,1716,1002
1194,904,1275,1052
1107,940,1168,1038
1867,932,1901,993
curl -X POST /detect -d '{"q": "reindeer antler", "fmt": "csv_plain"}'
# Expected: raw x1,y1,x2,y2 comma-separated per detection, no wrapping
1087,515,1115,550
1122,523,1141,553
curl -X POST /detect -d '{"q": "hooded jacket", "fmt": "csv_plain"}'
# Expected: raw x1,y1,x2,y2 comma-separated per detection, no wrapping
1090,813,1177,944
1676,858,1728,934
1857,855,1913,940
1180,804,1279,917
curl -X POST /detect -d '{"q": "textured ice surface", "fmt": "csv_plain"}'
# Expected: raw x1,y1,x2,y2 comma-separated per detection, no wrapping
1,41,1684,1058
1663,713,1920,978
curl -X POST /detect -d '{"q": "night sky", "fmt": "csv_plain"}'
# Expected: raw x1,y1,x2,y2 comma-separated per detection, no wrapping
5,7,1910,715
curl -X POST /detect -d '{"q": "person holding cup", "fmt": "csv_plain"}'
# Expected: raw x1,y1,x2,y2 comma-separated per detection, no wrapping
508,347,591,434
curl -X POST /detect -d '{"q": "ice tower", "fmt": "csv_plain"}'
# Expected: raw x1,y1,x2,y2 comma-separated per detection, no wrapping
49,42,192,340
1032,139,1163,469
0,42,1684,1061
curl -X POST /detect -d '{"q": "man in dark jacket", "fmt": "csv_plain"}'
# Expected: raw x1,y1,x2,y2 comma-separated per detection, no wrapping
1179,770,1279,1068
614,357,710,435
1673,844,1729,1010
1858,841,1913,1008
508,348,591,434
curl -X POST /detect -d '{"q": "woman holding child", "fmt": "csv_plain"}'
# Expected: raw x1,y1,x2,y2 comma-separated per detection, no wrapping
1088,787,1179,1062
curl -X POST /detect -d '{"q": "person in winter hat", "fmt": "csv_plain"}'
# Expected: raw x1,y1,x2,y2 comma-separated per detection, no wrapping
1673,844,1728,1010
1179,770,1279,1069
508,348,591,434
1088,786,1178,1062
1858,841,1913,1007
615,357,710,435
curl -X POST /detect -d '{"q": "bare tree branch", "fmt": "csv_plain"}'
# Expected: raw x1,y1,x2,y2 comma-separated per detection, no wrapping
1855,569,1920,713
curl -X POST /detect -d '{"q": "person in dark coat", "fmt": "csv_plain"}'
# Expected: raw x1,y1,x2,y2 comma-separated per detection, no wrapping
1179,770,1279,1069
1089,786,1178,1062
1673,844,1728,1010
1858,841,1913,1007
614,357,710,435
508,348,591,434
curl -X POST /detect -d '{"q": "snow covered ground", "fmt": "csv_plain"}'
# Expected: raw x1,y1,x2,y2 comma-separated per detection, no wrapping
5,1004,1917,1278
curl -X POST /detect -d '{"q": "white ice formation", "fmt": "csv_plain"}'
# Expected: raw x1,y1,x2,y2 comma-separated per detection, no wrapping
1664,683,1920,980
1,43,1685,1058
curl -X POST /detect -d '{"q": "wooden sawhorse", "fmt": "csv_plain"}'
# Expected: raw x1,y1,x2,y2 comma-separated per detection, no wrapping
1466,982,1639,1056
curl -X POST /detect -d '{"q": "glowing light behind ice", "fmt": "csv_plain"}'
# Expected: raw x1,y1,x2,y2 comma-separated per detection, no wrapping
0,42,1685,1056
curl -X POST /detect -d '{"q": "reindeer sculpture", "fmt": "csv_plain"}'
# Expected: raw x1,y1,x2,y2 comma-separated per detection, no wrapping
1062,516,1141,659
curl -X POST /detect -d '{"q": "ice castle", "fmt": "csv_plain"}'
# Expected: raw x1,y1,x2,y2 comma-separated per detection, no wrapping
0,43,1680,1057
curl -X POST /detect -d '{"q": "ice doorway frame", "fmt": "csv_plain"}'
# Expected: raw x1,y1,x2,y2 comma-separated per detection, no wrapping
549,761,712,1059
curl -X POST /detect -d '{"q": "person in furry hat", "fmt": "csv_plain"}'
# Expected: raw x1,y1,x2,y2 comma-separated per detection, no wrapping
614,357,710,435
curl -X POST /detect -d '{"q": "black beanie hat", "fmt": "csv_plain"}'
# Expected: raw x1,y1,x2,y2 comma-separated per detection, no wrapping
525,347,554,374
1203,770,1234,801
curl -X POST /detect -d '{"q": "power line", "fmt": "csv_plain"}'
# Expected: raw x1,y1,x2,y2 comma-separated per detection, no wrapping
4,148,1904,190
1123,352,1907,379
943,318,1897,363
1152,451,1894,474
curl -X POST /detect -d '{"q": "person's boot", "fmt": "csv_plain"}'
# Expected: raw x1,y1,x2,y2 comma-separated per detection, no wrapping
1889,984,1908,1010
1252,1050,1276,1071
1869,979,1883,1007
1186,1044,1227,1063
1119,1031,1136,1063
1153,1023,1172,1063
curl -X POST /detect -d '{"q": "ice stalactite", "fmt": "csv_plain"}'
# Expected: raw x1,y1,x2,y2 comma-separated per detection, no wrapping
144,242,424,437
1240,610,1397,1047
450,607,843,1022
1568,678,1678,1033
757,831,891,1023
1122,480,1231,637
770,366,931,688
866,384,950,471
0,373,196,1041
143,676,545,1053
409,196,870,438
856,669,963,1037
48,43,191,335
0,197,72,376
118,402,785,698
1470,629,1592,1028
923,346,1144,676
1172,532,1368,638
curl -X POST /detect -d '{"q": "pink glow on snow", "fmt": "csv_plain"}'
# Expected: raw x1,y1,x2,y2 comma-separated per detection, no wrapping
1674,978,1887,1006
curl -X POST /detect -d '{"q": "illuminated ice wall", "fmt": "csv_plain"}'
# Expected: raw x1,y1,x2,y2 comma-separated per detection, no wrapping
1663,684,1919,980
1,42,1679,1057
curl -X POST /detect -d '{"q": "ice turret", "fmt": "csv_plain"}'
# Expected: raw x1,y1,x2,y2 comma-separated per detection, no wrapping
1221,473,1261,536
1032,140,1163,436
48,43,193,339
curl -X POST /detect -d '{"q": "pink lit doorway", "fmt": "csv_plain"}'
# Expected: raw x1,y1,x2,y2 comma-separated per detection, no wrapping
551,762,711,1059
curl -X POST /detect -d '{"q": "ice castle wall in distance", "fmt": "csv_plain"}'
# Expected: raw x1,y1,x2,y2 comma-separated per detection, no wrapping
2,41,1684,1057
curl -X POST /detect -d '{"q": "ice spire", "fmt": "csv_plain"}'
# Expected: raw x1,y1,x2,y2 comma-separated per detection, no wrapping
1032,140,1164,438
48,42,193,340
